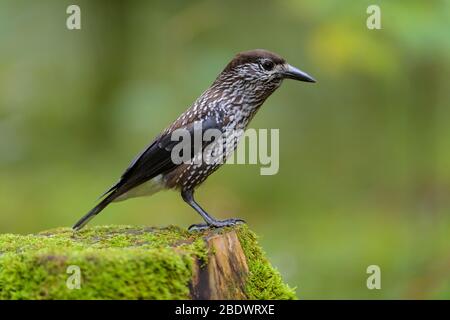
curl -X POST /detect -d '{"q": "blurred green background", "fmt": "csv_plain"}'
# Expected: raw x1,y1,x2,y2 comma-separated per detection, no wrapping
1,0,449,299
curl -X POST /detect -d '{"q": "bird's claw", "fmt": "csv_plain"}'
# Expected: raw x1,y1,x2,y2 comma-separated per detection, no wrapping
188,218,246,231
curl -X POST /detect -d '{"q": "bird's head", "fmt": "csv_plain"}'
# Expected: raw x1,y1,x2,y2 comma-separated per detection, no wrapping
217,49,316,94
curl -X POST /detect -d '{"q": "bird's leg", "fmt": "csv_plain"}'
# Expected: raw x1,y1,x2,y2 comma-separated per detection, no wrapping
181,189,245,231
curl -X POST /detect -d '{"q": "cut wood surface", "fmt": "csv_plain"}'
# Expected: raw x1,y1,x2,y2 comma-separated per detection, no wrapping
190,229,249,299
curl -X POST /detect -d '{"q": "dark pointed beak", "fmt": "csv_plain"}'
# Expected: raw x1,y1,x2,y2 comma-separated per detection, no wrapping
282,64,316,83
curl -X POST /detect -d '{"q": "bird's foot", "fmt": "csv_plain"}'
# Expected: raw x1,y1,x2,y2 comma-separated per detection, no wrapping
188,218,246,231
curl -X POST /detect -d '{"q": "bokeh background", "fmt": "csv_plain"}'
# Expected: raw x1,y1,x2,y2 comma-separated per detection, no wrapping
1,0,449,299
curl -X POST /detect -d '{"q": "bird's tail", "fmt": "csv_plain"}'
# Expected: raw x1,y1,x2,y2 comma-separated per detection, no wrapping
72,192,118,231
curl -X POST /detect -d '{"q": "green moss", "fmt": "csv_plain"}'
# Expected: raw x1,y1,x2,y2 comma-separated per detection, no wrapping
0,225,206,300
235,225,297,300
0,225,295,300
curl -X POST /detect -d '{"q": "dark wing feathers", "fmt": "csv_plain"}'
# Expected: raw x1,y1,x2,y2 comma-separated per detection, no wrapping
117,116,220,193
73,116,221,230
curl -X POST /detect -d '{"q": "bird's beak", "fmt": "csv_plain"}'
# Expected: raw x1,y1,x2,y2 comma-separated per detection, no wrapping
282,64,316,83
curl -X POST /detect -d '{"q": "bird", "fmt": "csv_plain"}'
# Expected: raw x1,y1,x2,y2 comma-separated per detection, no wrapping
73,49,316,231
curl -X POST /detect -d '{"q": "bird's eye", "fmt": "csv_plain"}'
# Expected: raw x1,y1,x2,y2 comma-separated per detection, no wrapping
261,60,275,71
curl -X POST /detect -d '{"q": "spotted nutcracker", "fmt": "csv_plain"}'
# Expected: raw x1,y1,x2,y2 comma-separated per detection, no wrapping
73,49,316,231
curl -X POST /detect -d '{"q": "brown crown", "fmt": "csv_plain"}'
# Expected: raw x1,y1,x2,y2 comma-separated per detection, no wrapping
223,49,286,72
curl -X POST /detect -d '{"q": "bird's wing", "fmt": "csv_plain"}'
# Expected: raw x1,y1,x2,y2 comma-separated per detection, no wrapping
102,116,221,199
73,117,220,230
73,114,222,231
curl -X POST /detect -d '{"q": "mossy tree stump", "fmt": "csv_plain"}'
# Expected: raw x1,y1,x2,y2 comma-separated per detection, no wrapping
0,225,295,300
